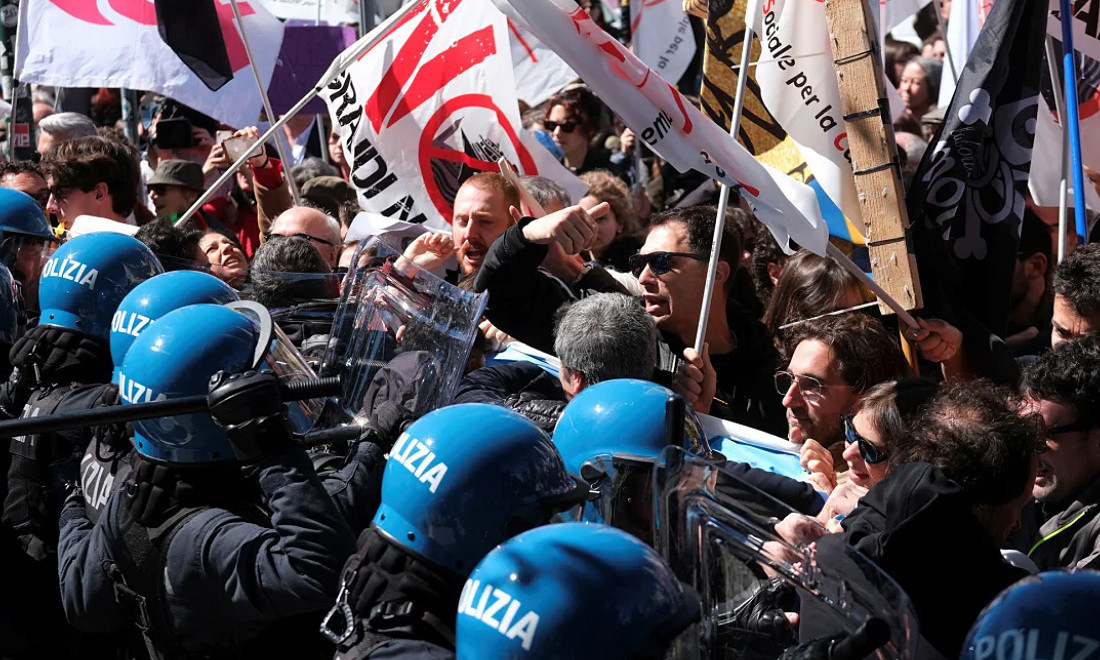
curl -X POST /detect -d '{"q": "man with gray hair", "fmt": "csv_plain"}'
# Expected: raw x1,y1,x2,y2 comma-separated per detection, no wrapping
36,112,97,156
518,175,570,214
455,292,656,431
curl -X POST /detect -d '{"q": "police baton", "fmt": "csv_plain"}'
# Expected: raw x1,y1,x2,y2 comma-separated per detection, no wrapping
0,375,342,439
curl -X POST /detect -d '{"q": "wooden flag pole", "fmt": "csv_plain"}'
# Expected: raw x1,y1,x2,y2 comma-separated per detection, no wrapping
822,0,922,316
822,0,923,371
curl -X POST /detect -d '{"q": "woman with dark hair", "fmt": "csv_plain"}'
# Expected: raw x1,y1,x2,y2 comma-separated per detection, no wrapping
761,249,871,345
197,230,249,288
543,86,624,178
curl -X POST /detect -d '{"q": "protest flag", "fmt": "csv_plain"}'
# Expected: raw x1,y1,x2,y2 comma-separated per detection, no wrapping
692,0,864,245
508,18,578,106
321,0,585,230
15,0,284,128
907,0,1048,363
491,0,829,256
155,0,234,91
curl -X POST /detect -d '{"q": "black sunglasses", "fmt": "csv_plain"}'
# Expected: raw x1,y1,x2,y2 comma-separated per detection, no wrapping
628,251,708,277
544,120,578,133
264,231,337,248
841,414,886,464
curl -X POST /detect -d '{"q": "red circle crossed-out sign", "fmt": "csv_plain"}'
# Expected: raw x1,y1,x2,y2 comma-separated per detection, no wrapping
418,93,537,223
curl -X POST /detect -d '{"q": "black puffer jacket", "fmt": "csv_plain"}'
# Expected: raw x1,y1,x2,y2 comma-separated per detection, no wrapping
454,362,566,434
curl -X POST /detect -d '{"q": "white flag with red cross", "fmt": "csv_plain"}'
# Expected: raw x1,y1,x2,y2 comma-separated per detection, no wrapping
323,0,585,230
491,0,829,255
15,0,285,128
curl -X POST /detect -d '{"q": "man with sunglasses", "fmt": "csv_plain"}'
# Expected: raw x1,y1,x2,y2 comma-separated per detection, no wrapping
778,314,907,478
635,206,786,435
266,205,342,268
41,135,141,229
1018,336,1100,570
0,161,50,210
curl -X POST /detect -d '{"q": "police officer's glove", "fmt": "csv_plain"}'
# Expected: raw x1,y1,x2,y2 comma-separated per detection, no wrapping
359,401,414,452
778,619,889,660
208,370,294,463
10,325,107,381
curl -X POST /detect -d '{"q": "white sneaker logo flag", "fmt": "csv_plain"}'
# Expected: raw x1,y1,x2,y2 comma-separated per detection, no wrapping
490,0,828,254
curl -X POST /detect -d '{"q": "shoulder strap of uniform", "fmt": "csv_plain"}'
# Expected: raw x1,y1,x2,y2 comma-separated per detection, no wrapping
104,501,207,660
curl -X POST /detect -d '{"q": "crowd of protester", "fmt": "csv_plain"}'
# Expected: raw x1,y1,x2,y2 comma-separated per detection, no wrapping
0,2,1098,658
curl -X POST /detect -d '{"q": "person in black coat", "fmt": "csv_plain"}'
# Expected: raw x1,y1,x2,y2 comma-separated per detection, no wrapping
841,381,1041,658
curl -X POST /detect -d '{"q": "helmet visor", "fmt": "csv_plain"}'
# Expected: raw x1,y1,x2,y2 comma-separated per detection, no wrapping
228,301,325,434
9,235,58,313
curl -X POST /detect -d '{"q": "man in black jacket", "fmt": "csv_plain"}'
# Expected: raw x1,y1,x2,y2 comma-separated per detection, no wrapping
636,206,786,435
472,187,631,352
1017,336,1100,571
842,381,1040,658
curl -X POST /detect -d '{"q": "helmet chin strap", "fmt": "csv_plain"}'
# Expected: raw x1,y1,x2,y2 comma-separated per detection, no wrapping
226,300,274,369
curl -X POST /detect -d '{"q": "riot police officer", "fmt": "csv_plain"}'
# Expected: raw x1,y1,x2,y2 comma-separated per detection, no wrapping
324,404,589,659
59,303,356,657
79,269,239,523
455,523,701,658
1,232,161,657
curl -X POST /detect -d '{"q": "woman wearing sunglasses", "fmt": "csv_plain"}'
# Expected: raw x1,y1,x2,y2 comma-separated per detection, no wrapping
542,87,624,179
775,379,939,542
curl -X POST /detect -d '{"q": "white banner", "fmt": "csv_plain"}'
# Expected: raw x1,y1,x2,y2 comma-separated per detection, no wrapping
508,19,578,106
493,0,828,255
256,0,360,24
938,0,981,108
324,0,584,231
883,0,929,33
1028,100,1100,209
1033,0,1100,207
632,0,696,86
15,0,284,129
751,0,864,230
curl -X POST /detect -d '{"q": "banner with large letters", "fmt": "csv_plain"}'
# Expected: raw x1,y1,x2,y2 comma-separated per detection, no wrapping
322,0,585,231
14,0,284,129
750,0,864,233
492,0,829,255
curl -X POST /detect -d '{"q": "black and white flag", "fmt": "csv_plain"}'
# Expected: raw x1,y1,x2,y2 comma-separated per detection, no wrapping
908,0,1049,341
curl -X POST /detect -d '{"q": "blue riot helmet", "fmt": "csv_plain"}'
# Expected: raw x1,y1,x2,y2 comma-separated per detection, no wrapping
552,379,709,534
119,303,263,463
0,188,58,311
372,403,589,577
961,571,1100,660
39,232,163,341
110,270,240,381
456,523,700,659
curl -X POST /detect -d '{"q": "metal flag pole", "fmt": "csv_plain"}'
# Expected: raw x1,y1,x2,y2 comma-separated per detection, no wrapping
1045,35,1071,263
177,0,412,226
229,0,303,205
929,0,959,83
1059,0,1089,244
693,19,755,353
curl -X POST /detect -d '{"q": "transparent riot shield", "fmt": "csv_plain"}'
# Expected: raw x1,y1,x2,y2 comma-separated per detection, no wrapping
656,447,917,660
318,238,487,424
228,301,325,434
